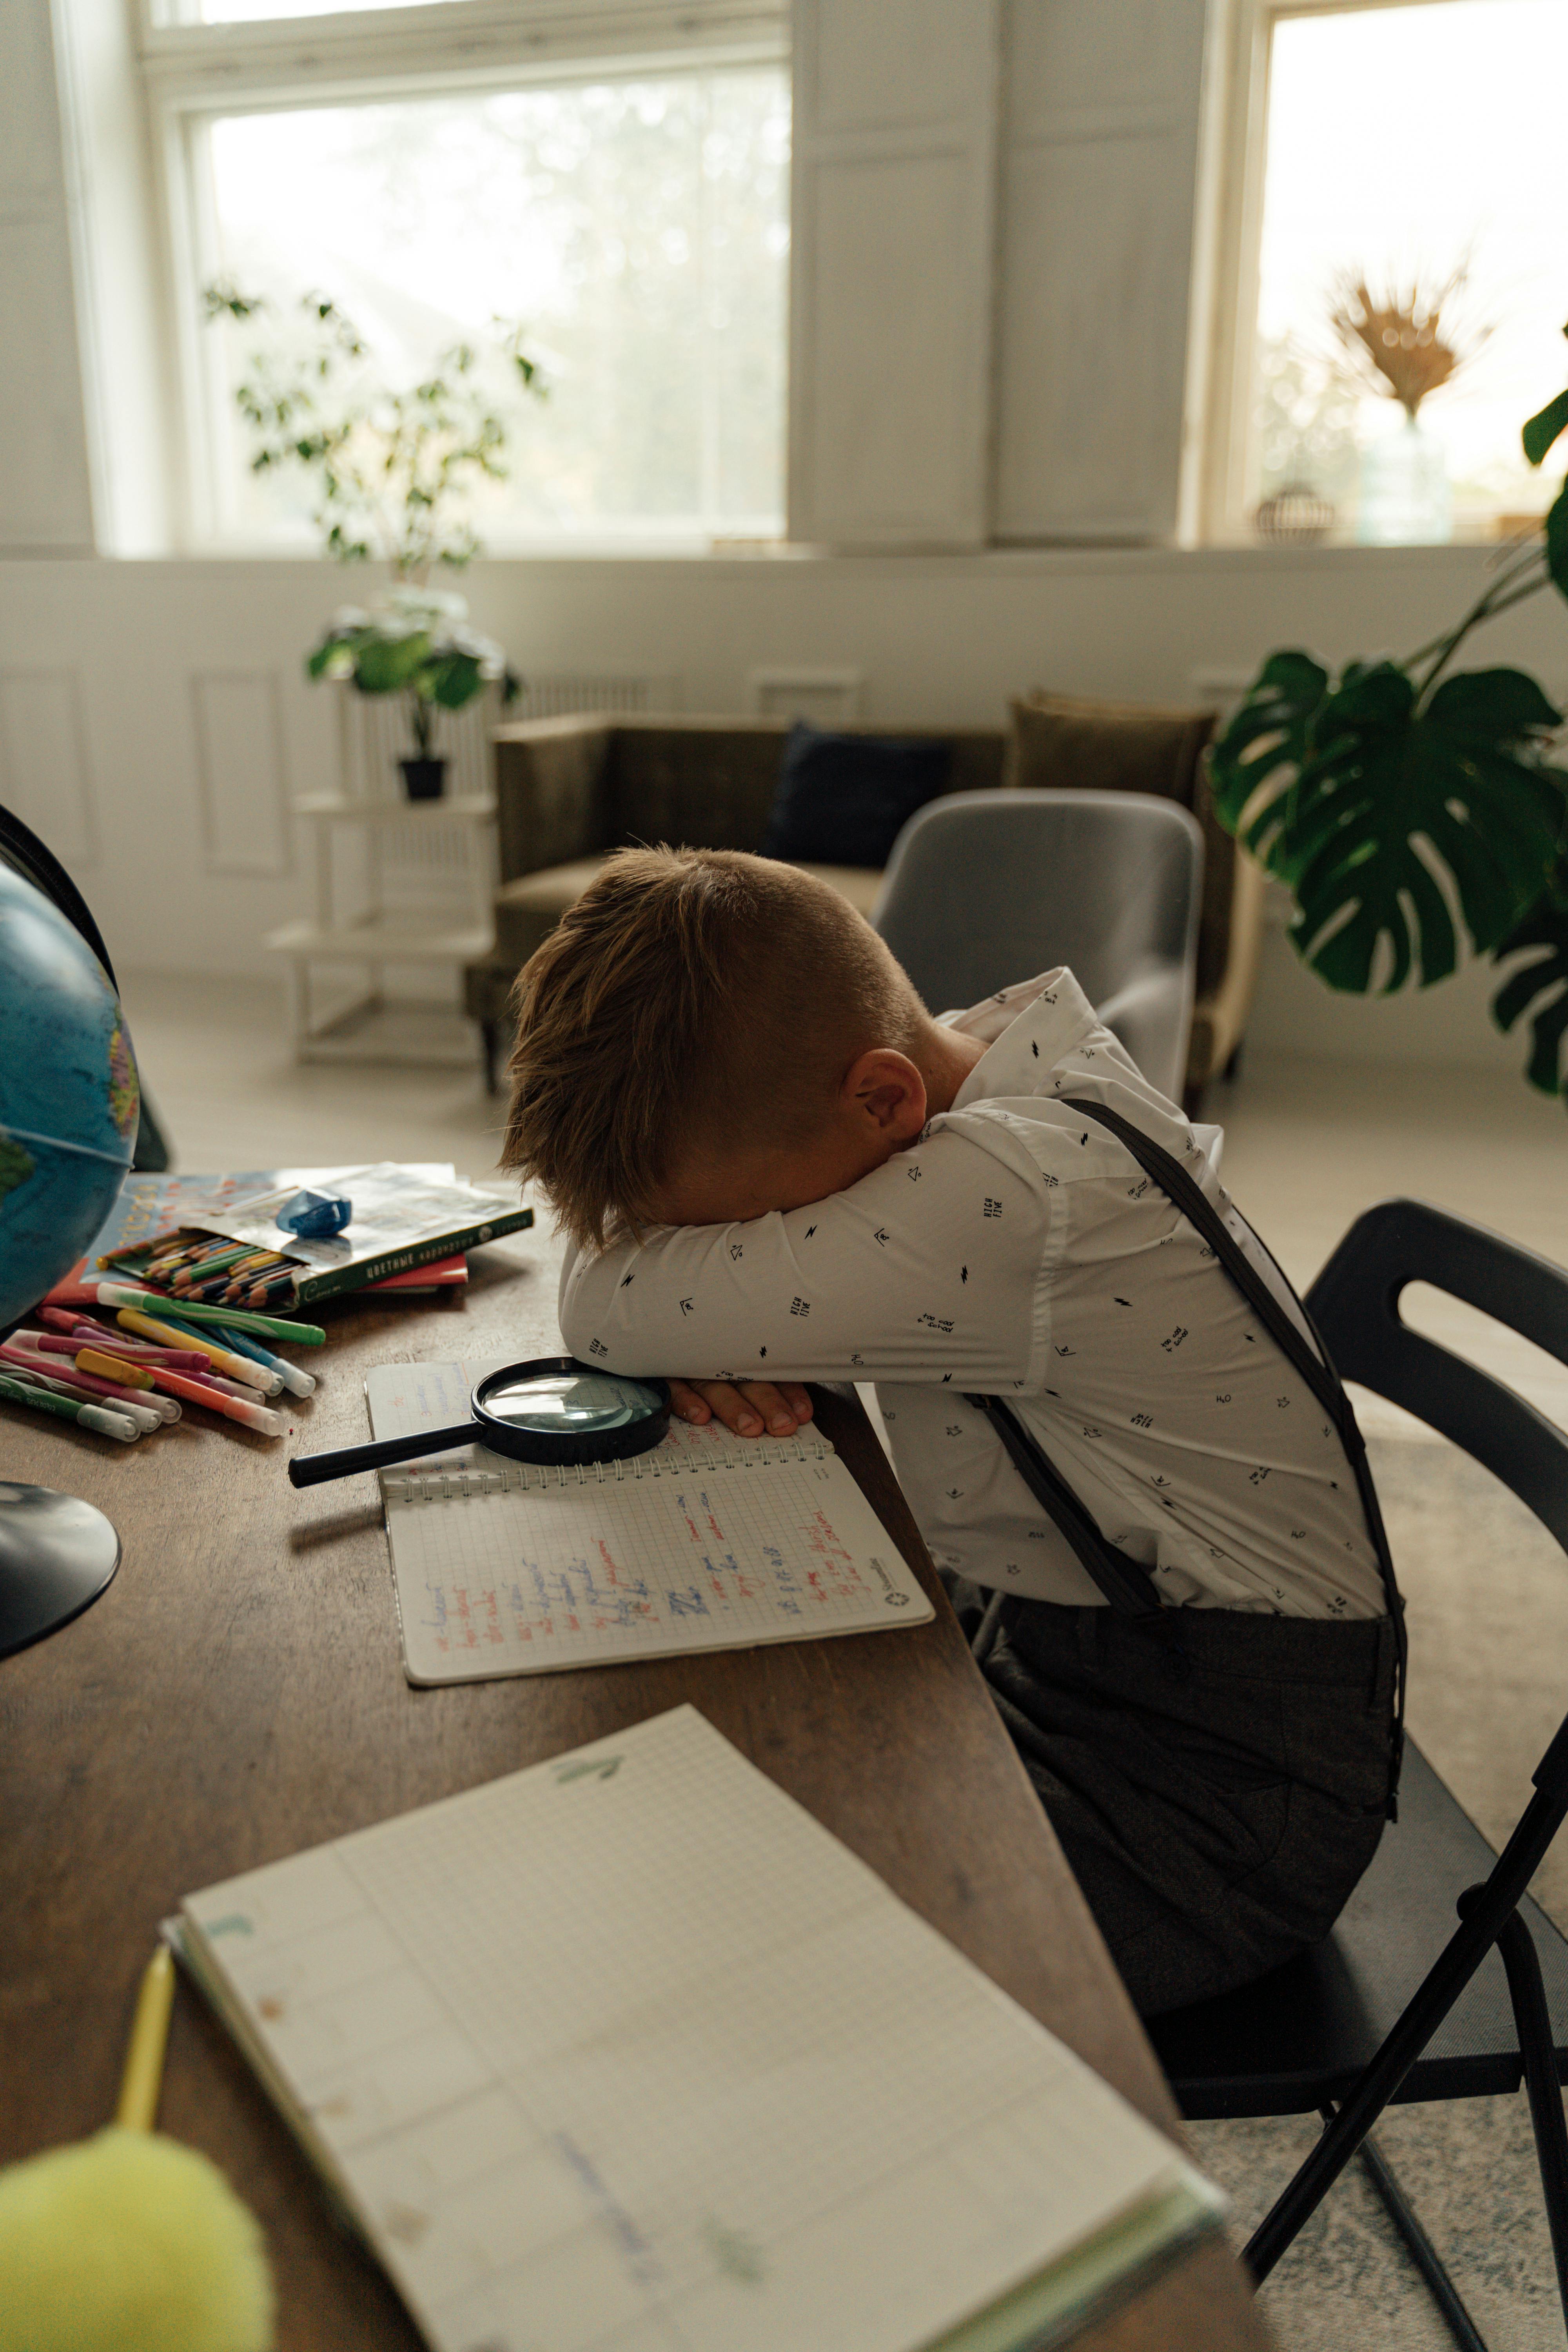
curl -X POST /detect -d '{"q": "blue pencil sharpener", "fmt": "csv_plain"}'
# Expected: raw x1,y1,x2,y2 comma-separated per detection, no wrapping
276,1189,353,1240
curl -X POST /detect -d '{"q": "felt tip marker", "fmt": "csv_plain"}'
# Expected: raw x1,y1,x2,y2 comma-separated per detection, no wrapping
143,1361,284,1436
77,1347,154,1390
40,1306,100,1336
152,1364,267,1406
115,1309,281,1395
71,1354,185,1422
0,1370,139,1441
1,1345,176,1429
30,1331,191,1370
211,1322,316,1399
40,1312,172,1360
96,1285,324,1347
132,1312,285,1396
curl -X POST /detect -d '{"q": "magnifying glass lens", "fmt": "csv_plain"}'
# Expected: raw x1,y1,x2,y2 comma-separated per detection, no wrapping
479,1370,664,1435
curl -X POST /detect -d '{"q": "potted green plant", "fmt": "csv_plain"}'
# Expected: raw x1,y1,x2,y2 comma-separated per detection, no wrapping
308,588,518,800
205,287,540,797
1209,325,1568,1109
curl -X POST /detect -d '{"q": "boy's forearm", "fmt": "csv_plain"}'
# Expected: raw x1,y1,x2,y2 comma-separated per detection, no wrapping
557,1161,1040,1388
559,1226,842,1380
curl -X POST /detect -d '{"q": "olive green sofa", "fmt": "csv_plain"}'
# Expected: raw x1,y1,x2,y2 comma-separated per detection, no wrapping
465,713,1264,1108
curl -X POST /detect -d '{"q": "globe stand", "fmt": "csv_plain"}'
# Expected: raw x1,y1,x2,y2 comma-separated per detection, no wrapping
0,1483,120,1658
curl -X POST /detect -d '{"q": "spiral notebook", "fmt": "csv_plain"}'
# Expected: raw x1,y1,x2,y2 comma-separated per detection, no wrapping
367,1360,933,1685
171,1704,1223,2352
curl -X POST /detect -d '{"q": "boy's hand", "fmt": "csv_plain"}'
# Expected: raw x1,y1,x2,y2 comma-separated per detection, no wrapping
668,1378,814,1438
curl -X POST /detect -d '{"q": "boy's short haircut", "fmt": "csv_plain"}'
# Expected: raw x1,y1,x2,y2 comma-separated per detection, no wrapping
501,846,926,1251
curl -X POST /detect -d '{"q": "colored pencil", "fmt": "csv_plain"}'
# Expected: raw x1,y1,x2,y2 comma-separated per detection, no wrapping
116,1948,176,2132
241,1275,299,1309
96,1285,325,1345
173,1242,248,1271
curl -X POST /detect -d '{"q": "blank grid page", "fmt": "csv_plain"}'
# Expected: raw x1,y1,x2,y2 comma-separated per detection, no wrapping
367,1361,931,1684
183,1706,1189,2352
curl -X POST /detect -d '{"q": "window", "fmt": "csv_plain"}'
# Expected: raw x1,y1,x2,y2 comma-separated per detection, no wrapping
1217,0,1568,544
149,7,789,548
170,0,451,20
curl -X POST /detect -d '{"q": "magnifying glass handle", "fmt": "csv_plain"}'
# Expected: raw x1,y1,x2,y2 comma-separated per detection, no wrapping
287,1422,484,1489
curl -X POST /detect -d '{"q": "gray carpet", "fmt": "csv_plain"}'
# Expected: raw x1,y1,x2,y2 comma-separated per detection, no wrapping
1188,1431,1568,2349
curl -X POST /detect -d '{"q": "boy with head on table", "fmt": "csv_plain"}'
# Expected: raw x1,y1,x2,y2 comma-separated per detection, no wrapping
501,848,1398,2018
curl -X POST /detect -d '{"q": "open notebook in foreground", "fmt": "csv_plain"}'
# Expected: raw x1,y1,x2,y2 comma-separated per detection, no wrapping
367,1359,933,1684
172,1705,1222,2352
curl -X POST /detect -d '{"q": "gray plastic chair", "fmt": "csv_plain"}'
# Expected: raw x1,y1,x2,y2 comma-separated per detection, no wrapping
871,789,1204,1103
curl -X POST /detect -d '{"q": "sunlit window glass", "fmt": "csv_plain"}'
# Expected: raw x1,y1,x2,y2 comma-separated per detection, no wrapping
1250,0,1568,543
198,0,479,24
203,69,790,544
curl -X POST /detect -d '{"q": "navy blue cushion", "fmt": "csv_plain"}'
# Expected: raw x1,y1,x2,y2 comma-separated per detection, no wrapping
760,723,952,869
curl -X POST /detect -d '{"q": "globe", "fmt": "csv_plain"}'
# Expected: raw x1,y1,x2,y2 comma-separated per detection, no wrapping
0,859,139,1330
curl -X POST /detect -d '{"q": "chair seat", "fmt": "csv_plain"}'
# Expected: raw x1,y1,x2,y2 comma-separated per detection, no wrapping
1150,1739,1568,2117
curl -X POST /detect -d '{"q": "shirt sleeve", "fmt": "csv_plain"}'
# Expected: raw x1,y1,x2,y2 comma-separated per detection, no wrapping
557,1116,1048,1387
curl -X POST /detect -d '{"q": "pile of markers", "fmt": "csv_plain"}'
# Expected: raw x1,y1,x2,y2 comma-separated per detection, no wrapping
100,1226,303,1310
0,1289,324,1447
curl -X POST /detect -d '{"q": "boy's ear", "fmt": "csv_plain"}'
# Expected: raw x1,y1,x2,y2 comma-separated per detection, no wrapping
842,1048,928,1140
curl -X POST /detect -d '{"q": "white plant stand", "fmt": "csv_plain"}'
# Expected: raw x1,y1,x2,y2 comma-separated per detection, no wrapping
265,692,498,1067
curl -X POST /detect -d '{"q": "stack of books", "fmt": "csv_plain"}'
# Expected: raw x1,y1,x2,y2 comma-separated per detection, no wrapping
47,1163,533,1315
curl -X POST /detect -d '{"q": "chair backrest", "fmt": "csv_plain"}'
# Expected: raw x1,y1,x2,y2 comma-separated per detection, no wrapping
1307,1199,1568,1555
872,788,1203,1096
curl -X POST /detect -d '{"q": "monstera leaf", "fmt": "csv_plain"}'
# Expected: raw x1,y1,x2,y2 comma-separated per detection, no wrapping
1494,882,1568,1098
1546,479,1568,606
1210,655,1568,992
1523,369,1568,604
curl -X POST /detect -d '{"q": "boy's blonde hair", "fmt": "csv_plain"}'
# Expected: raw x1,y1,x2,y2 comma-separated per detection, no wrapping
502,847,926,1250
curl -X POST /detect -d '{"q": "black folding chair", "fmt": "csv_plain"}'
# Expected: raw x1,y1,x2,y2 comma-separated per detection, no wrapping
1148,1199,1568,2350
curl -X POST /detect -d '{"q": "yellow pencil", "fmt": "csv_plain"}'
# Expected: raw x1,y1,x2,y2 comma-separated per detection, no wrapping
116,1945,176,2131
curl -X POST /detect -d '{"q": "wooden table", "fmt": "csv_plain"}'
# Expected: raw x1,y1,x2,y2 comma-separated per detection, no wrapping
0,1232,1268,2351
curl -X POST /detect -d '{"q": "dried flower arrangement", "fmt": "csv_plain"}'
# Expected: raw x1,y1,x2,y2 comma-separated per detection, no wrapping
1328,268,1489,419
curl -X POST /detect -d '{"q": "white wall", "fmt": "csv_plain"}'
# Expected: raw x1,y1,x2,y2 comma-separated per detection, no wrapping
0,0,96,554
3,0,1564,1089
2,536,1564,1083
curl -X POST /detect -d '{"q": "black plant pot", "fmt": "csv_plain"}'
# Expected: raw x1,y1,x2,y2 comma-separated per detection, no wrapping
399,756,447,802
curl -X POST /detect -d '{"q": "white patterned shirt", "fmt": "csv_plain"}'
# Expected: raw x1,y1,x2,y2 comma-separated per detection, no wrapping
558,971,1384,1618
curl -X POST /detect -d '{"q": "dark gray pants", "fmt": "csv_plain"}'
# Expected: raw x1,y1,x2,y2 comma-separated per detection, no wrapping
960,1591,1396,2018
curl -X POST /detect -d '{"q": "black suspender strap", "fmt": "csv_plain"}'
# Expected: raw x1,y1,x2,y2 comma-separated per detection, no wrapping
970,1392,1169,1626
969,1094,1406,1813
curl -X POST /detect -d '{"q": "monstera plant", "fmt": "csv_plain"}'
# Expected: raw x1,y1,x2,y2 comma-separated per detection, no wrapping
1210,330,1568,1106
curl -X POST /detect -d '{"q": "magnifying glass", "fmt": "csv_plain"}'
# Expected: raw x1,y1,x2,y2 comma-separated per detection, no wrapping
287,1357,671,1490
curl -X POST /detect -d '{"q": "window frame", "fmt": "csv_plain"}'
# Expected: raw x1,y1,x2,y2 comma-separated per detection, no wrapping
1195,0,1491,548
138,0,789,552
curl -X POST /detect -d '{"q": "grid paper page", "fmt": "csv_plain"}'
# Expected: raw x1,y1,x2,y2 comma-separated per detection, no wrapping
182,1705,1199,2352
367,1361,931,1684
